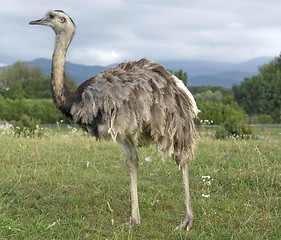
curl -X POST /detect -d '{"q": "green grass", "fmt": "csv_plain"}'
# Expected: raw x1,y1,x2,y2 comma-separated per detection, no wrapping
0,126,280,239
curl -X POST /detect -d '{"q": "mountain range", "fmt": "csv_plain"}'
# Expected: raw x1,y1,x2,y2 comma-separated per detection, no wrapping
4,57,274,88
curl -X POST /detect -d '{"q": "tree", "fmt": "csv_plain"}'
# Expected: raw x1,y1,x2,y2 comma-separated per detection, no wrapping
197,100,244,125
189,86,233,96
174,69,188,86
232,75,268,116
233,55,281,123
0,62,78,99
0,98,68,123
0,61,43,86
195,90,223,102
0,61,78,123
169,69,188,85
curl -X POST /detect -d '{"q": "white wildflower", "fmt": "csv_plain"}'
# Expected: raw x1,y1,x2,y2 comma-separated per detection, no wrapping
0,123,14,136
202,175,211,179
145,156,153,162
202,175,212,199
67,125,78,134
202,194,210,198
19,144,27,151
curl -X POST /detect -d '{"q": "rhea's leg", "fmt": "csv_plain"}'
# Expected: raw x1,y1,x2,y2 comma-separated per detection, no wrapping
175,162,194,231
117,138,141,226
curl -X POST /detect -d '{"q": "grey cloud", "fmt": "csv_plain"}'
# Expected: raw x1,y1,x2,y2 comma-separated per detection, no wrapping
1,0,281,66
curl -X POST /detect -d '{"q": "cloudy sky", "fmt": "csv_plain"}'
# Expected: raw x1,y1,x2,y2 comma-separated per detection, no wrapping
1,0,281,66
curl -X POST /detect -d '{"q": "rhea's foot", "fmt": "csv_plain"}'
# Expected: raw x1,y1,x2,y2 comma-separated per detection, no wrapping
175,214,194,231
122,217,141,228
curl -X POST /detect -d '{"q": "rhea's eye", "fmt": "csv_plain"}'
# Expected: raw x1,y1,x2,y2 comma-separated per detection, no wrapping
60,17,66,23
49,14,54,19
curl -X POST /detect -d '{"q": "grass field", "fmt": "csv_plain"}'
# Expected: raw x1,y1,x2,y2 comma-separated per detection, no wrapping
0,126,280,239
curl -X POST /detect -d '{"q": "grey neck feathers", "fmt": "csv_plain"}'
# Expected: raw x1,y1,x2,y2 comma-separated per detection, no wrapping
51,33,73,114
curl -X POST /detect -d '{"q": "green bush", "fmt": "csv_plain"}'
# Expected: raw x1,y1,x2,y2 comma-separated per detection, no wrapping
215,115,253,139
13,114,45,138
0,98,68,124
258,114,272,124
214,128,228,139
197,100,244,125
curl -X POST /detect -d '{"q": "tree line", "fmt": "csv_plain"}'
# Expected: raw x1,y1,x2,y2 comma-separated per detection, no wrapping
232,54,281,123
0,61,77,123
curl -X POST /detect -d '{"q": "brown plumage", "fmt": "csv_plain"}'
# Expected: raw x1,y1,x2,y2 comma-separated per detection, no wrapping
71,59,197,162
29,10,199,230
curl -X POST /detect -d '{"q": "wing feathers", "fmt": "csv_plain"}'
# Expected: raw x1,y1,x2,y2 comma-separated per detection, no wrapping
70,58,197,163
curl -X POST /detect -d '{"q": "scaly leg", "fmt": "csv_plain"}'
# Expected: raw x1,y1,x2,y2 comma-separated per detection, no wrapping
117,138,141,226
175,162,194,231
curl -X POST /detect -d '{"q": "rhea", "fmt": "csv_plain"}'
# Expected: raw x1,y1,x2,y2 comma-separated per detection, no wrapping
29,10,199,230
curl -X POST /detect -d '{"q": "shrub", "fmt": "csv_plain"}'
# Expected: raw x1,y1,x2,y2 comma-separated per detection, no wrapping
258,114,272,124
0,98,68,124
197,101,244,125
13,114,46,138
214,128,228,139
215,115,253,139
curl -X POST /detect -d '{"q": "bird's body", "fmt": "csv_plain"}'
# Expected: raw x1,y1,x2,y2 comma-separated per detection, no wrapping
71,59,198,163
30,10,199,230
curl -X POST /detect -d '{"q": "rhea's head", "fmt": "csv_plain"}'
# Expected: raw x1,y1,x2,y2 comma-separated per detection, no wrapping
29,10,75,36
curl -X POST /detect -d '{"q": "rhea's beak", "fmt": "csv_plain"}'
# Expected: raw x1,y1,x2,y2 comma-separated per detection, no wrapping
29,18,47,25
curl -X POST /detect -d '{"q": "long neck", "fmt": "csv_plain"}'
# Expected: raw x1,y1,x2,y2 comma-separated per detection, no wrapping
51,33,73,114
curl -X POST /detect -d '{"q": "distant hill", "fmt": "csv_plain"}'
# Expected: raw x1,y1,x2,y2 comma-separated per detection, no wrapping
158,57,273,87
159,59,235,77
188,71,255,88
28,58,113,84
1,57,272,87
